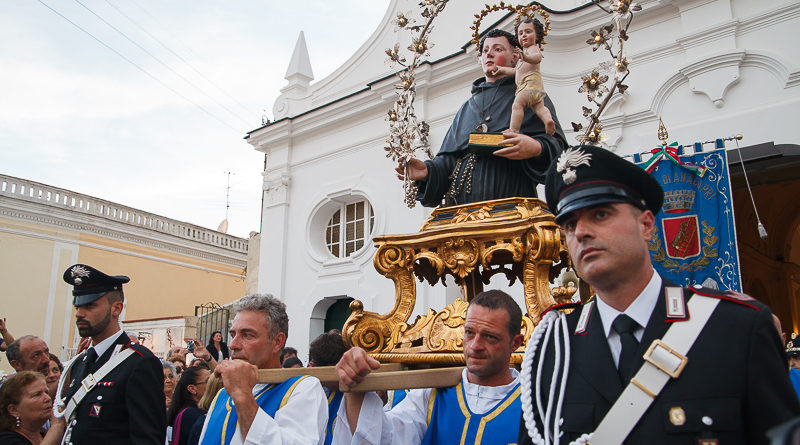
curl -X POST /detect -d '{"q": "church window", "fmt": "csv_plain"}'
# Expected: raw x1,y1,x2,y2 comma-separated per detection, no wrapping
325,200,374,258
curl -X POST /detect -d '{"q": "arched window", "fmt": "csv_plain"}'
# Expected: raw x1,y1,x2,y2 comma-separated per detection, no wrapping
325,200,374,258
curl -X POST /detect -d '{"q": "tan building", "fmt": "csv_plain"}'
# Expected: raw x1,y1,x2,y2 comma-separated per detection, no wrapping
0,174,249,373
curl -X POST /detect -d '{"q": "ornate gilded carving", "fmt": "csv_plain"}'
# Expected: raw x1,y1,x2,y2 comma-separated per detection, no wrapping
390,298,469,354
441,238,479,278
343,198,578,364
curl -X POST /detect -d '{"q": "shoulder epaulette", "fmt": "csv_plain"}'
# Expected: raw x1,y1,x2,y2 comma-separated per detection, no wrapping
539,301,582,321
689,285,760,311
122,342,147,357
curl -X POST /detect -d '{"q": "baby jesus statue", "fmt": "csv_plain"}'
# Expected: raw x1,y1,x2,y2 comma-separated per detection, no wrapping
491,17,555,135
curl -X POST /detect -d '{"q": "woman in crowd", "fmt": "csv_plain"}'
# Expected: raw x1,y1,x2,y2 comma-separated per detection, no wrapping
185,373,222,445
205,331,229,362
0,371,65,445
162,360,177,410
188,358,209,369
44,354,62,399
167,366,210,445
168,356,186,377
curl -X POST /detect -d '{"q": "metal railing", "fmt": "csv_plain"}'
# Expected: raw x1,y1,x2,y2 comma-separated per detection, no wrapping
195,302,231,345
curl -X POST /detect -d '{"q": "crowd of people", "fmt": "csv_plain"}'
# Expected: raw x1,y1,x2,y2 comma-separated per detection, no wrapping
1,22,800,445
3,277,798,445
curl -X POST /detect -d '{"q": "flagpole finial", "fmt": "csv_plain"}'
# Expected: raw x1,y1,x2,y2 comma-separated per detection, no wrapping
658,118,669,145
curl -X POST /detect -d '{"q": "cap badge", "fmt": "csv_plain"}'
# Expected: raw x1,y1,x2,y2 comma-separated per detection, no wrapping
70,265,90,285
556,147,593,185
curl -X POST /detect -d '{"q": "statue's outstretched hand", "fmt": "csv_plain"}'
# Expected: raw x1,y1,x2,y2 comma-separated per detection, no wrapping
395,158,428,181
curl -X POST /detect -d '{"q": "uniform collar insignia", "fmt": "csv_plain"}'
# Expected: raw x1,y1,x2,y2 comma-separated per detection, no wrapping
574,299,594,335
70,265,90,285
665,287,687,320
556,147,593,185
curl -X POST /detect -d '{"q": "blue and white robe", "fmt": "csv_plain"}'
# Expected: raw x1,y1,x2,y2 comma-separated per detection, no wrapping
421,381,521,445
201,376,309,445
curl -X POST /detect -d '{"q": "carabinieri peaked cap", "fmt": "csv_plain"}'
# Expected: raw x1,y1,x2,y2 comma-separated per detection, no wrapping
63,264,130,306
545,144,664,224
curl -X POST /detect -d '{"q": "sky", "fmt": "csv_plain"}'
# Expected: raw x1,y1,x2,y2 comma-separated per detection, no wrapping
0,0,391,238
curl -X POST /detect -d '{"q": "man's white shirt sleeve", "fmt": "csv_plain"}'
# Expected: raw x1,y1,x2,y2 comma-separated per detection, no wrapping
331,369,519,445
199,376,328,445
331,388,432,445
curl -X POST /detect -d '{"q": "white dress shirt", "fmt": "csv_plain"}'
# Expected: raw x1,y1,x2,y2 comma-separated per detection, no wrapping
198,376,328,445
331,368,520,445
89,329,127,359
595,270,662,367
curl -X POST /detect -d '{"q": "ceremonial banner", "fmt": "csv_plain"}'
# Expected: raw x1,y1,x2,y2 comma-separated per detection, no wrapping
635,143,741,291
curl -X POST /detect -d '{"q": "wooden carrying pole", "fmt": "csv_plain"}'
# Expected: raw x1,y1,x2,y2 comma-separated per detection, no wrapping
256,364,464,392
256,363,402,384
339,367,464,392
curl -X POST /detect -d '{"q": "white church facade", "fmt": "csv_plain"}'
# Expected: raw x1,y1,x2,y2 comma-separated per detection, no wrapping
245,0,800,359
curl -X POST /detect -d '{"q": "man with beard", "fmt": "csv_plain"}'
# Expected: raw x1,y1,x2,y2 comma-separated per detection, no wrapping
58,264,165,444
5,335,51,376
332,290,524,445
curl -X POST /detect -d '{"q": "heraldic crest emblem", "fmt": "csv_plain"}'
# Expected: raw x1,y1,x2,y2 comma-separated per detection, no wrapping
69,265,91,285
556,147,593,185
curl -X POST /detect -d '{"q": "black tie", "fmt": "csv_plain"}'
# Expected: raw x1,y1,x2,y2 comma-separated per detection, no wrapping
84,348,98,374
612,314,640,384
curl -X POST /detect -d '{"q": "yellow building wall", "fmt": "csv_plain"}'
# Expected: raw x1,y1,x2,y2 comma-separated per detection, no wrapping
0,217,78,374
78,233,246,321
0,216,245,374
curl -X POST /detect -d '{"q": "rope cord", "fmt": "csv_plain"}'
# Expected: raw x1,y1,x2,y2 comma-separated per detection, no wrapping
544,314,563,444
520,310,593,445
733,138,767,238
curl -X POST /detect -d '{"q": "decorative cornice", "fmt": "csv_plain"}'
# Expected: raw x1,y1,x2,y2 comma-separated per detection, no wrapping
738,2,800,36
0,209,247,269
0,174,247,256
675,19,739,52
0,223,246,277
0,181,247,268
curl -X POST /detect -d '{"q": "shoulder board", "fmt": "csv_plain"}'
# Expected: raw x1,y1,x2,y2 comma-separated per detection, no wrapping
688,285,760,311
539,301,582,321
122,342,149,357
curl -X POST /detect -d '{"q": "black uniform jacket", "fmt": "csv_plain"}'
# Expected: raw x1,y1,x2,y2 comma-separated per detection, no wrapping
519,279,800,444
63,331,166,444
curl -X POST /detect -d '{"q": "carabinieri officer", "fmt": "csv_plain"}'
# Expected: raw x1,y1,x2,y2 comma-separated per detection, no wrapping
518,145,800,444
56,264,165,444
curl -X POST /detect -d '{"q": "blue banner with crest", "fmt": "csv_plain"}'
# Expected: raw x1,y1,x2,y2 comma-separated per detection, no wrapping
634,142,741,291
